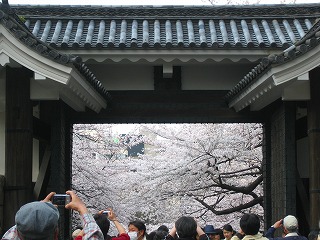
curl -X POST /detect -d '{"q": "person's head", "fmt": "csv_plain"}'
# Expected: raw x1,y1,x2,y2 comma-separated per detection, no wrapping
72,228,82,239
128,220,147,240
283,215,298,233
240,213,260,235
158,225,169,233
15,201,59,240
147,231,157,240
175,216,197,238
153,230,168,240
204,225,218,240
216,229,223,240
223,225,234,240
308,231,320,240
94,213,110,239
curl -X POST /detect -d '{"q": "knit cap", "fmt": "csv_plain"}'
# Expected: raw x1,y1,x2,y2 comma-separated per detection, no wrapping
283,215,298,231
15,201,59,239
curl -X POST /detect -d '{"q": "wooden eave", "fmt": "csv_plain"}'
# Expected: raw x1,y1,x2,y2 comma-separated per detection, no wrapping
226,20,320,112
0,4,109,113
6,3,320,114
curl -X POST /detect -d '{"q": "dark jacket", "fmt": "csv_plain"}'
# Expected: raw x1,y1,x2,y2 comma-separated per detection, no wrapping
265,227,308,240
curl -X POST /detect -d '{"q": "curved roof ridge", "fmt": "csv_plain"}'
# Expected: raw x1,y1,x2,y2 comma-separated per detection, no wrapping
0,2,111,102
225,18,320,103
0,3,80,64
12,3,320,18
10,3,320,7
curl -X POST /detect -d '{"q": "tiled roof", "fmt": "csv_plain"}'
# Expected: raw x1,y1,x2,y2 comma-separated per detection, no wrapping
11,4,320,50
12,4,320,18
224,18,320,103
0,2,111,101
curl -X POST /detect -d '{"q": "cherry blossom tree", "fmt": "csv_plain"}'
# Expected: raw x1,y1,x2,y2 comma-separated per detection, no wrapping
125,123,263,228
72,123,263,232
71,124,144,231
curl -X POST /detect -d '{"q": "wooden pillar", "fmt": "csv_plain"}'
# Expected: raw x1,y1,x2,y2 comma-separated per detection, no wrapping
4,67,33,231
269,101,296,229
308,68,320,231
40,100,72,240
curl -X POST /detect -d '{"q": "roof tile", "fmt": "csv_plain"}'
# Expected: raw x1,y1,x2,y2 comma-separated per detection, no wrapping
225,19,320,103
0,3,111,101
12,4,320,49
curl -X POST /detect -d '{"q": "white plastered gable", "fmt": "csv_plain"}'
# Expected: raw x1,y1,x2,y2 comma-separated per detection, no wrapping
0,24,107,113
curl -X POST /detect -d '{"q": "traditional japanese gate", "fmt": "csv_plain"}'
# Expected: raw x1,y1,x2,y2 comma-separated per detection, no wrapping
0,2,320,239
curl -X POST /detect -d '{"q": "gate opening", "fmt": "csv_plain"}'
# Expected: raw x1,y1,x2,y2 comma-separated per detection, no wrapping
72,123,263,234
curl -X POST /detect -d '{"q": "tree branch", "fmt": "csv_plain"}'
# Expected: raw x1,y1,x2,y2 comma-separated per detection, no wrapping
194,196,263,215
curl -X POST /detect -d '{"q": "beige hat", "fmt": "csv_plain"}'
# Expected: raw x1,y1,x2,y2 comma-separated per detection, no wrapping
283,215,298,230
72,229,82,239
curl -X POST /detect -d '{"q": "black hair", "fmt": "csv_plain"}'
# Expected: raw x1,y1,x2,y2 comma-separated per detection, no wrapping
175,216,197,238
223,225,233,233
154,230,168,240
240,214,260,235
308,231,320,240
129,220,147,236
94,213,110,239
158,225,169,233
216,229,224,239
147,230,168,240
76,225,83,230
147,231,157,240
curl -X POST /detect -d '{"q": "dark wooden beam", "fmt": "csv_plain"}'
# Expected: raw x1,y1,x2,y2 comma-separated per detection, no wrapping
296,116,308,140
154,66,181,91
72,90,264,124
33,116,51,143
308,68,320,231
296,171,310,231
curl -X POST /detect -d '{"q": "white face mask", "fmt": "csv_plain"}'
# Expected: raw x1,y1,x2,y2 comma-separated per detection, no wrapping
128,231,138,240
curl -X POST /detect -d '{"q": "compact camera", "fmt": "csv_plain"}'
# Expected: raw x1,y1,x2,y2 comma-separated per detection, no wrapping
103,210,110,214
52,194,71,206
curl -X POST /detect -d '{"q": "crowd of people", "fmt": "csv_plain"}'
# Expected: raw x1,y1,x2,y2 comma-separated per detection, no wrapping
1,191,319,240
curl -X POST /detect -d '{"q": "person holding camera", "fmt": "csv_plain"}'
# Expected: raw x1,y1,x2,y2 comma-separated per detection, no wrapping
73,208,130,240
1,190,104,240
95,208,129,240
265,215,307,240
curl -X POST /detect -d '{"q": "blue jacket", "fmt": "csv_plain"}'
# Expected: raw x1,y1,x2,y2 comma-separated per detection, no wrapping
265,227,307,240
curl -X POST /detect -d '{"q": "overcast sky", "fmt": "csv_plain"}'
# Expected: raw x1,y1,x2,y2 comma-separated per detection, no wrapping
8,0,320,5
